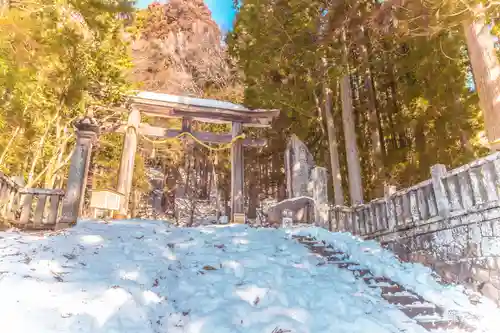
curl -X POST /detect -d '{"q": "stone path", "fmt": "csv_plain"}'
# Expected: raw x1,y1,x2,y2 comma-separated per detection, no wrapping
293,235,478,332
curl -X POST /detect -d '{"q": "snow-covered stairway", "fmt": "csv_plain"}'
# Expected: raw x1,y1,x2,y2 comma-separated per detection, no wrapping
293,235,475,332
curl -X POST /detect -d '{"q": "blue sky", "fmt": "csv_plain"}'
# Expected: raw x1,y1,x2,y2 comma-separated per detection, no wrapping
136,0,237,32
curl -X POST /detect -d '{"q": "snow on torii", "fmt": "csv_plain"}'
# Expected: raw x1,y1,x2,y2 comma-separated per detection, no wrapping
112,91,280,223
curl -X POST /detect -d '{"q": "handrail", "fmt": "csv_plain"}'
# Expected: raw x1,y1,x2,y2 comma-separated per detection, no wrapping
0,173,65,229
331,152,500,239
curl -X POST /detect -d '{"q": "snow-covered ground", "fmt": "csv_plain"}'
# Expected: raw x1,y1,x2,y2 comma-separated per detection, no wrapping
0,220,498,332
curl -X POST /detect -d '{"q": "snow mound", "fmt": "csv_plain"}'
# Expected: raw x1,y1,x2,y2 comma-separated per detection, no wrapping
0,220,432,333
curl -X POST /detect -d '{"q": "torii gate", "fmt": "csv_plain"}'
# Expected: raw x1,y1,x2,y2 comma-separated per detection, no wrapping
114,91,280,223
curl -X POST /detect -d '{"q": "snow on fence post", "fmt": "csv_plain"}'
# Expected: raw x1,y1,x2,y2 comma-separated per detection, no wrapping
430,164,450,218
376,203,383,231
330,207,337,231
358,205,369,235
385,185,397,231
492,157,500,197
416,185,428,220
457,171,473,210
0,172,19,223
368,201,378,232
344,208,353,232
409,190,420,222
481,161,498,202
352,206,361,235
337,207,346,231
469,166,486,206
444,174,462,211
363,204,374,233
402,192,412,225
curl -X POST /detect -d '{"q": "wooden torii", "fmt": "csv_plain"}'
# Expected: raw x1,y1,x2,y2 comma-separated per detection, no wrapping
115,91,280,223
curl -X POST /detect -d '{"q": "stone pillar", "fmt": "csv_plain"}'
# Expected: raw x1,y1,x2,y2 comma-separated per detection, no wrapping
285,135,314,198
284,144,292,198
58,116,99,228
430,164,450,218
310,167,329,229
282,209,293,228
116,108,141,217
231,122,244,223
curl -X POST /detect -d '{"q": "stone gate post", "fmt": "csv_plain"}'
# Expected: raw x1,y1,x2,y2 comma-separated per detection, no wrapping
58,116,99,228
116,108,141,217
231,122,244,223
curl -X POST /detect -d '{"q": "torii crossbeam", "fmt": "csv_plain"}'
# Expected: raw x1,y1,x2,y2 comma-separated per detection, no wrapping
115,91,280,223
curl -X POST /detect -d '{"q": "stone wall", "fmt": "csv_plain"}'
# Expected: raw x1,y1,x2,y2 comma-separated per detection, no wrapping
329,152,500,304
384,207,500,304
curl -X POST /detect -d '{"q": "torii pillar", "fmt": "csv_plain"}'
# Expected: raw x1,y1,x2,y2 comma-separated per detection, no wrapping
231,122,245,223
116,108,141,217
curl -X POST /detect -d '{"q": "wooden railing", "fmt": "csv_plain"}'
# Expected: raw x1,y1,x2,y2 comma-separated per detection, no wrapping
330,152,500,238
0,172,65,229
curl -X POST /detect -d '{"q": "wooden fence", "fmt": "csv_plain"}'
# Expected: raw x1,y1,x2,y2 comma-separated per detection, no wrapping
0,172,65,229
330,152,500,238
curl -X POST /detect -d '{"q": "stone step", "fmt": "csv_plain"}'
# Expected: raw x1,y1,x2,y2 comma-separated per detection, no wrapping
322,247,341,254
347,265,368,272
367,281,401,292
327,261,359,269
326,256,347,262
323,249,346,256
310,247,336,257
352,269,372,278
382,293,420,305
338,262,360,269
364,276,393,285
296,241,466,332
380,284,404,294
399,304,438,318
416,317,455,331
294,237,316,243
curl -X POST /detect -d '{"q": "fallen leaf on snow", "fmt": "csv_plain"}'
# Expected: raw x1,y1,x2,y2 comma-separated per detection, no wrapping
202,265,217,271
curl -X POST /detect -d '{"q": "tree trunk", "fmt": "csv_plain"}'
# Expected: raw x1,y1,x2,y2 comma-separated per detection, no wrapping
0,0,10,15
45,122,66,188
386,51,402,151
463,9,500,151
415,119,428,172
28,124,52,185
0,126,20,166
223,186,230,218
323,85,344,205
341,75,364,204
360,27,385,196
341,28,364,204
